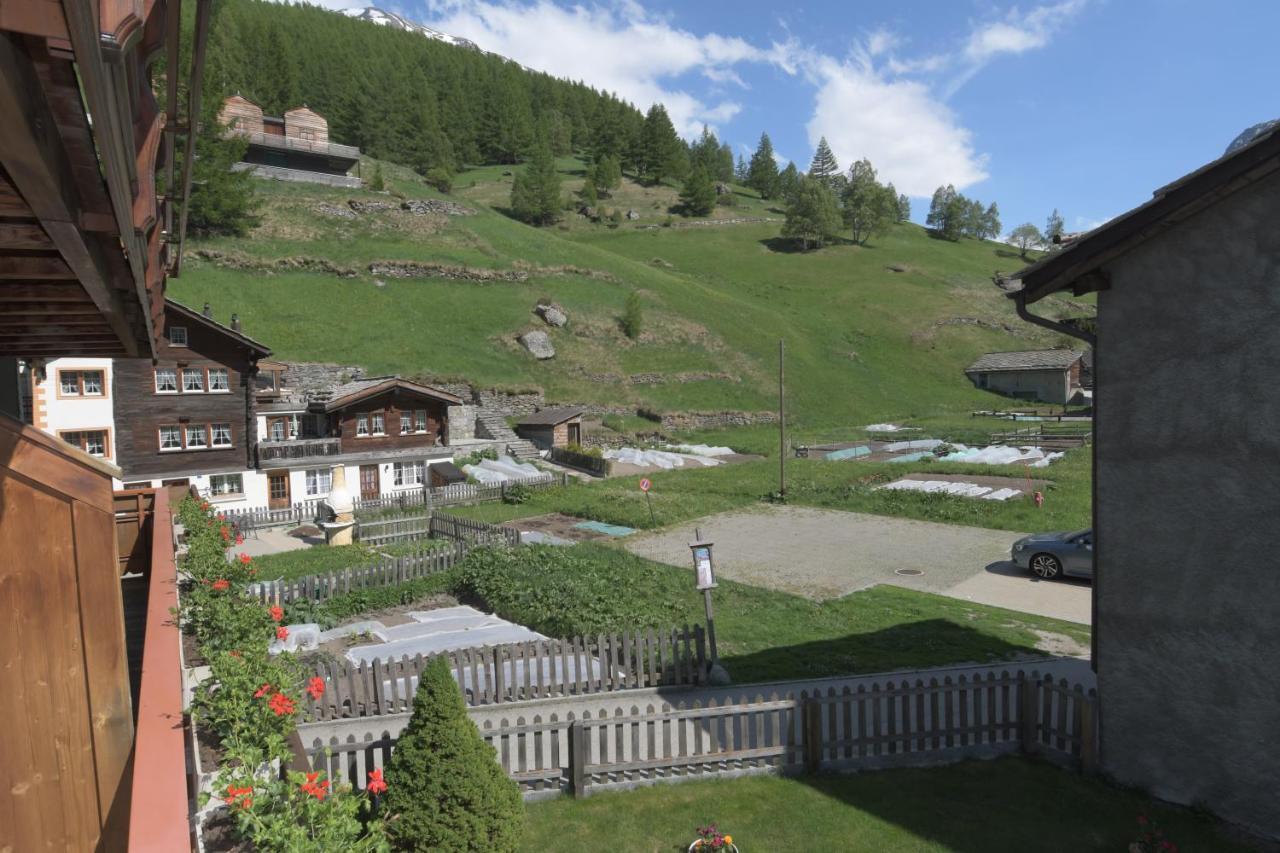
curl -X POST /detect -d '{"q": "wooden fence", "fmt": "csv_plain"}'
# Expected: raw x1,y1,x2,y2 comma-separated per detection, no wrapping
549,447,611,477
356,514,430,547
428,511,522,547
304,671,1096,800
306,626,708,719
989,425,1093,449
248,541,470,605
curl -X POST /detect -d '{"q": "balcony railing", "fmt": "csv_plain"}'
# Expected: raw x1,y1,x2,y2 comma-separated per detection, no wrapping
258,437,343,463
234,130,360,160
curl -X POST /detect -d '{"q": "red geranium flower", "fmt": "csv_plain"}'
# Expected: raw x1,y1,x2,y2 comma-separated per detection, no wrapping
235,534,244,545
306,676,325,700
229,650,241,658
268,692,296,716
238,553,252,565
367,768,387,795
253,683,272,699
300,771,330,800
211,578,230,591
269,605,284,622
276,626,289,641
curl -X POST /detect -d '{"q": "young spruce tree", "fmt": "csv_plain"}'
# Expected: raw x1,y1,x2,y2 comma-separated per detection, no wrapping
510,135,561,225
747,132,780,199
678,164,717,216
808,137,841,187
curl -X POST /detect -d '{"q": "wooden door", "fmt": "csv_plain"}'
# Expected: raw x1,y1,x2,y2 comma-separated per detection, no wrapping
359,464,379,500
267,470,290,510
567,422,581,445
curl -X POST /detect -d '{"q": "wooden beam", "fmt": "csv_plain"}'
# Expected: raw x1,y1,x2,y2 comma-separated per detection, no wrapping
0,221,54,250
0,303,101,315
0,281,92,301
0,34,141,356
0,314,113,327
0,1,68,40
0,254,75,279
0,169,31,216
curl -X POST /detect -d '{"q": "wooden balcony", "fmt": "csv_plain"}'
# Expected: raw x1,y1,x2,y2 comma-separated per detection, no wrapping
237,130,361,163
258,436,343,464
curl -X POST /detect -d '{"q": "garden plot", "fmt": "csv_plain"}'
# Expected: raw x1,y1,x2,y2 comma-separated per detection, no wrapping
879,473,1050,503
462,456,542,484
508,512,633,545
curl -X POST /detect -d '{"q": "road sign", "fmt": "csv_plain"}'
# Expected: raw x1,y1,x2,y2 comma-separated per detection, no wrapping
639,478,651,492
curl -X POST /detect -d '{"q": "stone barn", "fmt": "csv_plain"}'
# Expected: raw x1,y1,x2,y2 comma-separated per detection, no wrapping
515,407,584,450
1008,120,1280,841
964,349,1086,404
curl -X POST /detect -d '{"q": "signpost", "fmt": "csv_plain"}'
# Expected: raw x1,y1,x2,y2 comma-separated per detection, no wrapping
688,528,723,679
640,477,656,526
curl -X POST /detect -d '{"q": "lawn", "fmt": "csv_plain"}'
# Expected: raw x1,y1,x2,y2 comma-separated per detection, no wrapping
520,757,1251,853
249,538,451,581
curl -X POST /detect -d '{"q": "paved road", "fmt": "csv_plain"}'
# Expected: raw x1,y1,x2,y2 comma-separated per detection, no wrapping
625,505,1092,625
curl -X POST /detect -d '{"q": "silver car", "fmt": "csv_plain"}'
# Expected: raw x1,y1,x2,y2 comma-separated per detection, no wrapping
1011,529,1093,580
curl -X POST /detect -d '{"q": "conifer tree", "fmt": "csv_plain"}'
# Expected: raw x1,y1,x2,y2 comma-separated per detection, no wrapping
1045,208,1065,246
748,133,780,199
734,155,749,183
777,162,801,202
510,134,561,225
716,142,735,183
808,137,841,186
589,154,621,196
783,176,841,250
897,192,911,223
678,164,716,216
639,104,683,184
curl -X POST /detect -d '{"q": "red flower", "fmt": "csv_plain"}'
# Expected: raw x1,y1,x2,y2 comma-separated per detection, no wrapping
276,626,289,641
300,771,330,800
223,784,253,809
306,676,325,700
239,553,252,565
367,768,387,795
269,605,284,622
229,650,241,658
254,683,272,699
211,578,230,591
235,534,244,545
220,526,230,541
268,692,296,716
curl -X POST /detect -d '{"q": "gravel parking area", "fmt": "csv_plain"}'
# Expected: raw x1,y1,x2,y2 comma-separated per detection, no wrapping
624,505,1091,626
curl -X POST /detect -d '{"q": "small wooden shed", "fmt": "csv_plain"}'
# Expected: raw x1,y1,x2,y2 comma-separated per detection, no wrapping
218,94,264,134
515,407,585,450
429,460,467,488
284,106,329,145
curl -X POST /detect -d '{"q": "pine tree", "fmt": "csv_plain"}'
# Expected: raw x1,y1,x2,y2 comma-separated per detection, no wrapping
678,164,716,216
639,104,683,184
368,162,385,192
185,56,259,237
510,134,561,225
897,193,911,223
734,154,749,183
777,162,801,203
808,137,840,186
621,291,643,339
842,159,894,245
589,154,621,196
782,176,841,250
383,657,525,850
1045,208,1065,246
716,142,735,183
747,133,780,199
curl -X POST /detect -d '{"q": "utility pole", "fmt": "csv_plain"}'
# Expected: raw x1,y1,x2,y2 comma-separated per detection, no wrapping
778,338,786,499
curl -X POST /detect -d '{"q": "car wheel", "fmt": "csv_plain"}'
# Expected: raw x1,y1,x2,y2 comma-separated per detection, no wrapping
1030,553,1062,580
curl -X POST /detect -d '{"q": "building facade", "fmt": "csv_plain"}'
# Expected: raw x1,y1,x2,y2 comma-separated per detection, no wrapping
218,95,361,188
964,349,1086,405
515,406,584,450
1010,124,1280,841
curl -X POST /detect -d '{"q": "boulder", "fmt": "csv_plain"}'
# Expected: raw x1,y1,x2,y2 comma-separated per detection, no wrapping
714,182,732,195
625,208,640,220
535,303,568,327
519,330,556,360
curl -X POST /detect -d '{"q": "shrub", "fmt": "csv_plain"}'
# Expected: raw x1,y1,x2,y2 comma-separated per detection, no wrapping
456,447,500,467
368,163,385,192
502,483,531,505
563,442,602,458
384,657,524,851
621,291,643,340
424,166,453,193
601,414,624,433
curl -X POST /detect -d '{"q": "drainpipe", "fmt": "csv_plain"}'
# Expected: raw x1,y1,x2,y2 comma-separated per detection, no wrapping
1011,290,1096,347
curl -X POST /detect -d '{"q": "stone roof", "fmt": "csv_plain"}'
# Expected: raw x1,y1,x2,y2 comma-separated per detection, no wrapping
966,350,1083,373
516,406,585,426
313,376,464,411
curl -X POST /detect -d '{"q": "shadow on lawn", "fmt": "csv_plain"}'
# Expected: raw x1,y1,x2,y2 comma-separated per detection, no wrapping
715,619,1046,686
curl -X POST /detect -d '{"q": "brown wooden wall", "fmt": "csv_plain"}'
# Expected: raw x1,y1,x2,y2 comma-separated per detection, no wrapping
283,107,329,144
333,389,448,454
0,414,134,850
112,307,258,479
217,95,263,134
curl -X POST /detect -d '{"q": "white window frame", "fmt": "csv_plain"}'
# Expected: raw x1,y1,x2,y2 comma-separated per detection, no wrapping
155,368,178,394
169,325,188,346
185,424,208,449
370,412,385,436
81,371,103,396
208,368,230,393
393,461,425,487
182,368,205,393
159,425,182,451
356,413,369,437
210,423,233,448
400,412,412,434
208,473,244,498
60,429,108,457
305,468,331,496
268,418,286,442
60,371,81,396
414,409,427,433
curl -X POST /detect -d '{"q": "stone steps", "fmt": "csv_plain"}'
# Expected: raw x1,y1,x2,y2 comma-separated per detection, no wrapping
506,439,541,462
476,411,518,442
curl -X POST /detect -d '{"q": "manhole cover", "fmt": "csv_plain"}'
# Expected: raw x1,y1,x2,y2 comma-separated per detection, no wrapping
895,568,924,576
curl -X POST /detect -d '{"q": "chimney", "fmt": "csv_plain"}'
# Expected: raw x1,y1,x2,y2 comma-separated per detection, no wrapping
230,313,241,333
202,302,212,318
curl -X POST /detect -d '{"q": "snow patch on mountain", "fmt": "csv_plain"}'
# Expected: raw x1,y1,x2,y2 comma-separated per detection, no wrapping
343,7,481,52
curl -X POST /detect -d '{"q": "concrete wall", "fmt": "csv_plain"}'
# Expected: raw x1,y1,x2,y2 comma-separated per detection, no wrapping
971,368,1072,404
1094,168,1280,840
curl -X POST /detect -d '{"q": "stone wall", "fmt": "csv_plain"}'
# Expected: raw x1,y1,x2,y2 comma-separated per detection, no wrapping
658,411,779,432
475,389,544,417
281,362,366,395
447,405,476,440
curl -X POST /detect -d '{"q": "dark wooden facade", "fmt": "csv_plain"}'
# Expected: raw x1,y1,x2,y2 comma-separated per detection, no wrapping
113,302,269,479
329,387,450,454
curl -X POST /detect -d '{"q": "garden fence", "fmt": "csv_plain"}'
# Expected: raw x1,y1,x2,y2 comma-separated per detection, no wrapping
248,541,470,606
548,447,611,477
988,425,1093,449
306,625,709,720
356,514,431,547
303,670,1096,800
428,511,521,547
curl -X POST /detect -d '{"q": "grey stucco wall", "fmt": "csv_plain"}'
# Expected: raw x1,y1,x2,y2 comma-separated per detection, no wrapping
977,368,1071,404
1095,169,1280,840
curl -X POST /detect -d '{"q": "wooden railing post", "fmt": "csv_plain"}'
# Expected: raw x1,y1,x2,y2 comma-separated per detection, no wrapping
569,720,587,798
803,698,823,773
1018,673,1039,753
1080,689,1098,773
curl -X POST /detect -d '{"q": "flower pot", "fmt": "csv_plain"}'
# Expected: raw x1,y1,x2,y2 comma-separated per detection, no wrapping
689,842,739,853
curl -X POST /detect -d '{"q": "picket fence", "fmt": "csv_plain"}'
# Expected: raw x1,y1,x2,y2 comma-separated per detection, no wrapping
248,541,470,606
306,626,709,720
220,473,560,532
356,515,431,547
428,511,522,547
304,670,1096,799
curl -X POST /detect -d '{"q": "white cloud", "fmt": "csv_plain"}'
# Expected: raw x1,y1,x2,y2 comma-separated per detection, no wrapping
948,1,1086,94
803,54,988,197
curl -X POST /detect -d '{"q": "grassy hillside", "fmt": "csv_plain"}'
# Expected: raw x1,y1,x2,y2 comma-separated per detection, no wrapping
171,157,1090,429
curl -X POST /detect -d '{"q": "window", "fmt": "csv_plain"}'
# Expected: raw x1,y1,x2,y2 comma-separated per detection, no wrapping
185,425,208,449
393,461,425,486
60,430,109,457
182,369,204,393
155,368,178,393
356,414,369,437
210,423,233,448
208,474,244,497
159,425,182,451
305,468,331,496
400,412,412,434
58,369,105,397
371,412,385,435
169,325,187,346
415,410,427,433
208,368,230,392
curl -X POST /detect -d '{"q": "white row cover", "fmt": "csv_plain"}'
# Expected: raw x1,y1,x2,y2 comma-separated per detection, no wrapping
603,447,722,469
667,443,736,457
884,439,944,453
463,456,542,484
877,479,1023,501
864,423,920,432
938,444,1064,467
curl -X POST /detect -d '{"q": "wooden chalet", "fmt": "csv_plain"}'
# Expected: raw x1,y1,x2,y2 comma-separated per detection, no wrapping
0,2,211,850
218,95,361,187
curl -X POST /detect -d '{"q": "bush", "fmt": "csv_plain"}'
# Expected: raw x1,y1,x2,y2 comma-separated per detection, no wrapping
621,291,643,340
424,166,453,193
384,657,524,851
368,163,385,192
563,442,603,458
456,446,500,467
502,483,531,505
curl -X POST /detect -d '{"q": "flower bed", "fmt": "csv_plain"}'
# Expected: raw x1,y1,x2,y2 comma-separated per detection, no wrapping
177,497,390,851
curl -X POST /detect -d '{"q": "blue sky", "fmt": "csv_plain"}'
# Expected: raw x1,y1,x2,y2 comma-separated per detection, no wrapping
315,0,1280,235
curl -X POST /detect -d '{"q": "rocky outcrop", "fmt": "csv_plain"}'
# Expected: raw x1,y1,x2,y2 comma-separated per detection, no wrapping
369,261,531,282
191,250,360,278
518,330,555,359
715,182,732,195
628,371,736,385
625,209,640,220
347,200,399,214
316,203,356,219
401,198,475,216
535,303,568,327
